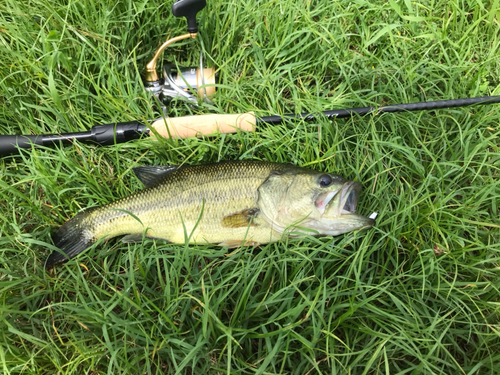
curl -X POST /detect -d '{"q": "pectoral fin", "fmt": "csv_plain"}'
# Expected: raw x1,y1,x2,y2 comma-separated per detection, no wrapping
221,208,260,228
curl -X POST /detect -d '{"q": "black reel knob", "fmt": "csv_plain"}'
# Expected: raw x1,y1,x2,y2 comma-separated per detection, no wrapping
172,0,207,33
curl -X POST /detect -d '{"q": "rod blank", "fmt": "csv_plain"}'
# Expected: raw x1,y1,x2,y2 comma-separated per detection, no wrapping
259,95,500,125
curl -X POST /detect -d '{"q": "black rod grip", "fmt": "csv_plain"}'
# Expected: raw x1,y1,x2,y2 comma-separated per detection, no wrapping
0,122,148,156
0,131,94,156
0,135,46,156
90,121,148,145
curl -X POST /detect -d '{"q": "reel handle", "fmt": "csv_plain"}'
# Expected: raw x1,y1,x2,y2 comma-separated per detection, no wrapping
150,112,256,139
172,0,207,33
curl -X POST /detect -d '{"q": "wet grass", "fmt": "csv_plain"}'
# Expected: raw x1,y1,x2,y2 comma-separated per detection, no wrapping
1,0,500,373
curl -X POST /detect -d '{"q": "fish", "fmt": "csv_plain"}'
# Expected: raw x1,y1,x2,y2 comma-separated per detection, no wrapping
45,160,375,268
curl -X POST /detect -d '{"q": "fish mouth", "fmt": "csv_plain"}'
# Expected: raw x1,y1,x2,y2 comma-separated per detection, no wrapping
338,181,361,216
317,181,362,218
306,181,374,236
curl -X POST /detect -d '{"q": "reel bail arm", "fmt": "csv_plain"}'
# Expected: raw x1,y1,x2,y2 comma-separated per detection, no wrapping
144,32,197,83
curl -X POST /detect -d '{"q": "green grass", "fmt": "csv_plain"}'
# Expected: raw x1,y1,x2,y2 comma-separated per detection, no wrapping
1,0,500,373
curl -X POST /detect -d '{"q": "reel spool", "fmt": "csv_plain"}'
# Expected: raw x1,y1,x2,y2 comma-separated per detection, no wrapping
160,55,216,104
143,0,215,106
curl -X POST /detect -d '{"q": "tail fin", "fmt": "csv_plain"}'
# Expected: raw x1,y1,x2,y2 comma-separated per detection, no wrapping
45,209,97,268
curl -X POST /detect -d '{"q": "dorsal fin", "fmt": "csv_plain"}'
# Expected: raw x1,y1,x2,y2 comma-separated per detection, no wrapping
133,165,179,188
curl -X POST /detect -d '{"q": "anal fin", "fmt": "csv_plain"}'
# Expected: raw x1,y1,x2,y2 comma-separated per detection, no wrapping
122,233,170,244
122,234,145,243
218,239,260,249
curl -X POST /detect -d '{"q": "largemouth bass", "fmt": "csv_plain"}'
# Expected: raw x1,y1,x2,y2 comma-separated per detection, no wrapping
46,161,375,267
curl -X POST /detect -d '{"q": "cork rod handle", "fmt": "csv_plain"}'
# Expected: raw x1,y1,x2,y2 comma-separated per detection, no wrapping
150,112,257,139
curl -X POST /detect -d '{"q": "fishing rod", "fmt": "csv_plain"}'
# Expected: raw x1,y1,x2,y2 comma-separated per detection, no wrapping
1,0,499,156
2,95,499,156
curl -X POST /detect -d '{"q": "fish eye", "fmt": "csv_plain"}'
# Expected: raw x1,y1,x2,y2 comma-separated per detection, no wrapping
318,174,333,187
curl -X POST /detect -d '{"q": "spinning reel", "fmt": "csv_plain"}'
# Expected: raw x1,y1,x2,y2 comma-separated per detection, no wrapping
143,0,216,107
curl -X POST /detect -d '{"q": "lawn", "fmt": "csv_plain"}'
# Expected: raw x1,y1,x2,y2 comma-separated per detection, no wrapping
0,0,499,373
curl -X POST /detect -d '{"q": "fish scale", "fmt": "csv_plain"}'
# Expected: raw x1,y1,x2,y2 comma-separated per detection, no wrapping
89,162,282,244
46,160,375,268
